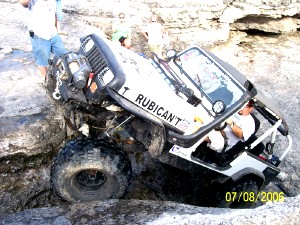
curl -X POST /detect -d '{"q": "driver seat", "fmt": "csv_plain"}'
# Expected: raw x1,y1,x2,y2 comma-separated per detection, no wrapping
218,113,265,166
192,113,265,166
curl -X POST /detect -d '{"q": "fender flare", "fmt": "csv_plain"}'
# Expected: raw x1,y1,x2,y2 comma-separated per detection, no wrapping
230,167,265,189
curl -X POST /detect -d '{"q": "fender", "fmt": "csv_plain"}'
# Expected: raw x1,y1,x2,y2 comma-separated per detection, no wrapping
230,167,265,188
107,88,166,157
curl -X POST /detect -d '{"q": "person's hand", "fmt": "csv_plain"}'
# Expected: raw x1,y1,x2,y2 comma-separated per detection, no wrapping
225,117,233,125
19,0,31,7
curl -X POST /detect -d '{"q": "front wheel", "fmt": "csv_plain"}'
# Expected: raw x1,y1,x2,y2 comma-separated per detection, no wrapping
51,138,132,202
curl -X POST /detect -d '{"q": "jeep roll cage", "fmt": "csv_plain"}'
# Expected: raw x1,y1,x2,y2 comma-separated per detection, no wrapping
160,46,289,145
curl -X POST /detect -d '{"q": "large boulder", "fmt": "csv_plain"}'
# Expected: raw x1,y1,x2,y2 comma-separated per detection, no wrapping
0,196,299,224
0,50,66,213
0,0,299,222
2,0,300,55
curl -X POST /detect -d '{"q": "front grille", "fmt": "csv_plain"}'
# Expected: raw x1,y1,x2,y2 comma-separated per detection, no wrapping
79,34,124,91
85,46,108,76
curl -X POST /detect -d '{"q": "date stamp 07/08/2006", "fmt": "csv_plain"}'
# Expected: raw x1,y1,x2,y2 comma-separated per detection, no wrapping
225,191,284,203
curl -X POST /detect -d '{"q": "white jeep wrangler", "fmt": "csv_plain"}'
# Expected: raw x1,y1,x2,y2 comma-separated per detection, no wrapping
45,34,292,208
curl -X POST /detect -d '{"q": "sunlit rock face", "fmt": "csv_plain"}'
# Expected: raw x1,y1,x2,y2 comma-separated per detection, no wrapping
0,0,299,222
0,197,300,224
2,0,300,53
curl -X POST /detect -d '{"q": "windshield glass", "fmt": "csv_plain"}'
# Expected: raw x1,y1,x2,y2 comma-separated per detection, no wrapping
174,48,245,107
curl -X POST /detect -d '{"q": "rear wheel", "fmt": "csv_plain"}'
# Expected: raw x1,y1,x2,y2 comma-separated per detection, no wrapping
216,179,259,209
51,138,132,202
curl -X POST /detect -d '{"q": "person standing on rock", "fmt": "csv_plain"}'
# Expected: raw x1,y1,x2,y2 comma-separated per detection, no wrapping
142,16,165,59
112,12,132,49
19,0,67,77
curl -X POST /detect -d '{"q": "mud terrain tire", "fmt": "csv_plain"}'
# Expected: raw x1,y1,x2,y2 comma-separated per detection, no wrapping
217,179,259,209
51,138,132,202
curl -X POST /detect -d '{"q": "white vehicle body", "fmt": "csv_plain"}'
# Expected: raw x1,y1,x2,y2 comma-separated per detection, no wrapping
47,34,292,206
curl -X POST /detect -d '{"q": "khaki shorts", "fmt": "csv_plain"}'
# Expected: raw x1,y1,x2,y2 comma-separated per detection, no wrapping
148,44,163,58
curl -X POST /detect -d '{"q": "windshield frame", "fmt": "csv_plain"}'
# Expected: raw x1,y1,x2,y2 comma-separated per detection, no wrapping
173,46,246,108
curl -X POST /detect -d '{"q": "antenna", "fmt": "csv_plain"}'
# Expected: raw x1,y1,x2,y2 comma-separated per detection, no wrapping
282,89,299,114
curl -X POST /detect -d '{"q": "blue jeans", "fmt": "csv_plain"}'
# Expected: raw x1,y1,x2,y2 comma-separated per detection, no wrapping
30,33,67,66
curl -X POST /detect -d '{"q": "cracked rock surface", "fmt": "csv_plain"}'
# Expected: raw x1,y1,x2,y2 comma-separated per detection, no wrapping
0,0,299,223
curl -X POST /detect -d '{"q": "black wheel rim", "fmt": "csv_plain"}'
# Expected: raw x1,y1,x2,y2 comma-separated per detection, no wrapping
76,170,107,191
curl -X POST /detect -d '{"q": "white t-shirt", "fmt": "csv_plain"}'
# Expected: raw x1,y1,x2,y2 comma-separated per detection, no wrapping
224,114,255,149
143,22,164,45
27,0,58,40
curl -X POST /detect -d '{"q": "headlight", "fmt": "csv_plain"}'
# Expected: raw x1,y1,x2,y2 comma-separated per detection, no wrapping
212,100,226,114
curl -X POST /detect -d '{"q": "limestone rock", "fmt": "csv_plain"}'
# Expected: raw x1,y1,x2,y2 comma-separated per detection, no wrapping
0,0,300,223
0,196,299,224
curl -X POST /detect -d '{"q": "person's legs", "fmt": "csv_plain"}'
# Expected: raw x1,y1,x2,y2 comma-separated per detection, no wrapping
31,35,51,76
123,38,131,49
148,44,159,57
206,130,225,153
38,66,48,77
148,43,155,53
51,34,67,57
148,44,163,58
156,44,163,59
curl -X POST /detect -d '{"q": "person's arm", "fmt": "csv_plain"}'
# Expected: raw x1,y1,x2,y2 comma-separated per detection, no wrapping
142,32,148,40
230,123,243,139
142,27,149,40
141,25,149,39
55,12,57,29
226,118,243,139
19,0,31,7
